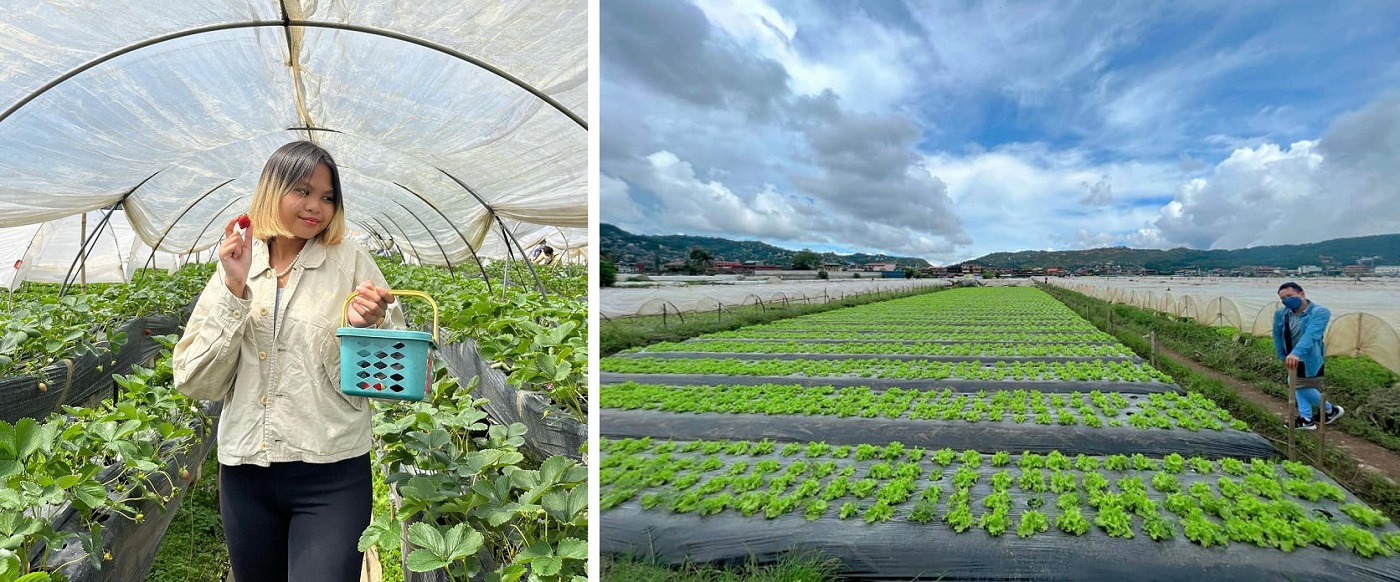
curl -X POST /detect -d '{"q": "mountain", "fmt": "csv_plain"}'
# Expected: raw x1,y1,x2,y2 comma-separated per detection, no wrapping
600,224,931,268
961,234,1400,272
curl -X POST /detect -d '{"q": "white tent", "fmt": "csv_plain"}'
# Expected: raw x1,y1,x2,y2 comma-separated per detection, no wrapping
0,209,187,290
0,1,587,273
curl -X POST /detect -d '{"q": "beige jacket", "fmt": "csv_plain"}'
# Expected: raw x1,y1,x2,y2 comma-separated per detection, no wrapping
173,237,403,467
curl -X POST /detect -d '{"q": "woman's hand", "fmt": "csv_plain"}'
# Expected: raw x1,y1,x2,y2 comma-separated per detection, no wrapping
220,217,254,298
348,280,395,328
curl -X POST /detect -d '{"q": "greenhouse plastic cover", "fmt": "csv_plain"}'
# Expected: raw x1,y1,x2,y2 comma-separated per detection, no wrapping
601,279,949,318
0,210,185,289
1057,278,1400,375
0,1,586,265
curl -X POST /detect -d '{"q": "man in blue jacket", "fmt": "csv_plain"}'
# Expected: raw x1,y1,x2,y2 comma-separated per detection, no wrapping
1272,282,1344,430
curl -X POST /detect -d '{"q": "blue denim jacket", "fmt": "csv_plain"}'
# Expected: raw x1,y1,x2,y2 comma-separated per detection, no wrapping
1272,302,1330,378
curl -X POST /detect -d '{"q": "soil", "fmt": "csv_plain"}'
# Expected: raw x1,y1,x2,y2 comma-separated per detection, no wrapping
1156,343,1400,485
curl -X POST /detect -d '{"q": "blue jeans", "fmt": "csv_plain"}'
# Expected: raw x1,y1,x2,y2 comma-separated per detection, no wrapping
1295,387,1334,420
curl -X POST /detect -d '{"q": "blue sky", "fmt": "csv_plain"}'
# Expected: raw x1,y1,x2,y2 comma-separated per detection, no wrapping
601,0,1400,264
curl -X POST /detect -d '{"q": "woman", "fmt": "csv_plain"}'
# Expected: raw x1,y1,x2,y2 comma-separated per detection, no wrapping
174,141,401,581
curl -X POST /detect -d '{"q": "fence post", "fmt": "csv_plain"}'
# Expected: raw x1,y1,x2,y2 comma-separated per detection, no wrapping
1317,383,1326,468
1150,330,1156,368
1287,368,1297,461
661,304,668,328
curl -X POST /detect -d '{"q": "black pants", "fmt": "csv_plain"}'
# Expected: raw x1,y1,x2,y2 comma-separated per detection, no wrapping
220,453,371,582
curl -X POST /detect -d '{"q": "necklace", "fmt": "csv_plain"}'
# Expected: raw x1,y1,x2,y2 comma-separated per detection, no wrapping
272,244,304,279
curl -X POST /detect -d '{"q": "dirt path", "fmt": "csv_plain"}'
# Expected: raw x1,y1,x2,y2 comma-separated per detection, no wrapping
1156,343,1400,485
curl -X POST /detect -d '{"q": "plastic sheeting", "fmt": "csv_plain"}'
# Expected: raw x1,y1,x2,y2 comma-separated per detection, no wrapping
0,210,187,289
600,410,1278,460
600,374,1182,395
0,315,183,423
0,1,586,265
1057,278,1400,376
601,280,948,318
438,339,584,461
602,450,1400,580
603,503,1400,582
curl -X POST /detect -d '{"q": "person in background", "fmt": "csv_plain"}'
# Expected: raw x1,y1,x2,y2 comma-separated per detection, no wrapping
173,141,402,581
532,244,556,265
1272,281,1345,430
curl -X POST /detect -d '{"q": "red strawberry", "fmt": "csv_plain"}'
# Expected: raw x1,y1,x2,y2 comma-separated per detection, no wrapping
144,329,151,336
236,215,251,229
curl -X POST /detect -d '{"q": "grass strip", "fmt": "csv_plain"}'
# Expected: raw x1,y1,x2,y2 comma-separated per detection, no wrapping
603,553,841,582
145,452,228,581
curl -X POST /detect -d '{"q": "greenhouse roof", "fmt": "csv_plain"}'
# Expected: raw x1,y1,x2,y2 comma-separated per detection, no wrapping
0,1,587,266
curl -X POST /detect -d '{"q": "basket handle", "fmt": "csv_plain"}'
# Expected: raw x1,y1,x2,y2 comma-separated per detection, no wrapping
341,289,439,344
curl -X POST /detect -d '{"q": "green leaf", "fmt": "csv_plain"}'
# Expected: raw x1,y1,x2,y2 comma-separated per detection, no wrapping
90,421,119,442
442,523,484,561
71,483,107,512
399,476,451,503
406,549,450,572
533,556,563,577
537,456,573,487
542,487,587,523
496,564,528,582
408,522,446,556
0,489,21,512
517,540,553,561
15,572,53,582
0,421,14,457
11,419,42,460
557,538,587,561
357,515,393,552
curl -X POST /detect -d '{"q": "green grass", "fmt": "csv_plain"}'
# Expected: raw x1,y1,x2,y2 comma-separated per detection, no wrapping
145,451,228,581
1043,284,1400,524
601,287,946,356
603,554,842,582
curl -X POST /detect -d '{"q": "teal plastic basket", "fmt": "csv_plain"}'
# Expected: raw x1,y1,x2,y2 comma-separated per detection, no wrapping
336,290,438,402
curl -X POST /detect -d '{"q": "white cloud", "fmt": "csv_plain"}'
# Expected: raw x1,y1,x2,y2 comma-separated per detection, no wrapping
694,0,923,111
1080,175,1113,206
1147,92,1400,249
601,0,1400,265
599,174,644,226
922,144,1183,262
629,151,810,240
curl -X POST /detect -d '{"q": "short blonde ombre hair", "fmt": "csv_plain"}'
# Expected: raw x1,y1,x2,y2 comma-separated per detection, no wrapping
247,141,347,245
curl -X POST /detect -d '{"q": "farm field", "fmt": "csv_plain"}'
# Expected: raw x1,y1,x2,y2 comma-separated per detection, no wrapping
599,287,1400,580
600,278,947,318
0,260,587,582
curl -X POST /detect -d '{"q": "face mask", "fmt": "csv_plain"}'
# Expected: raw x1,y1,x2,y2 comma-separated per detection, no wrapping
1282,296,1303,311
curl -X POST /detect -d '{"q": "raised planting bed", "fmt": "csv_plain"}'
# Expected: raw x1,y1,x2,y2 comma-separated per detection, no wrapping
600,357,1173,383
600,373,1180,395
635,340,1137,357
611,352,1142,364
600,438,1400,580
601,384,1249,431
599,410,1274,460
701,329,1118,341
